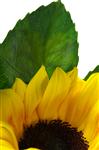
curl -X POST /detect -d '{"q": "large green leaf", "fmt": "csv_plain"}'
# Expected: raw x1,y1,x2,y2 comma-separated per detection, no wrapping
84,65,99,80
0,1,79,89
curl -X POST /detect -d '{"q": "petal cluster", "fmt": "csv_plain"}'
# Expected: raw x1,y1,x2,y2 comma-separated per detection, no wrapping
0,66,99,150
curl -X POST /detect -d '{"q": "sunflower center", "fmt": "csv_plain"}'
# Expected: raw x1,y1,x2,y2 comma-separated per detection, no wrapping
19,120,89,150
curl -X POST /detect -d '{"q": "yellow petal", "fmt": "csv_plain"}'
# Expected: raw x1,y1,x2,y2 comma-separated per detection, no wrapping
69,73,99,127
12,78,27,100
38,67,77,120
0,89,24,139
25,66,49,126
60,77,85,122
89,135,99,150
79,99,99,142
0,140,15,150
59,67,79,120
0,121,18,150
67,67,78,84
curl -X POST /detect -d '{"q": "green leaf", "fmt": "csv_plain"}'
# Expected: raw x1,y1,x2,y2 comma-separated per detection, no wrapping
0,1,79,89
84,65,99,80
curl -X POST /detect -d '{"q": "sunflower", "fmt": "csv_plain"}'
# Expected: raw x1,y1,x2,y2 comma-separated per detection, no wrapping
0,65,99,150
0,1,99,150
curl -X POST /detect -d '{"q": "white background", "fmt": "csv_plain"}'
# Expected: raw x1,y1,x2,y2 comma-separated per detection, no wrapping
0,0,99,78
